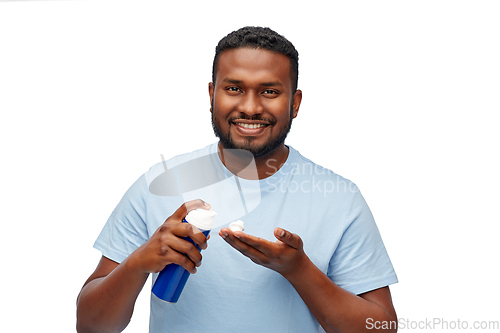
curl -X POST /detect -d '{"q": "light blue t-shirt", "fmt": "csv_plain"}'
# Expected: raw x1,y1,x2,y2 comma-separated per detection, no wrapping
94,142,398,333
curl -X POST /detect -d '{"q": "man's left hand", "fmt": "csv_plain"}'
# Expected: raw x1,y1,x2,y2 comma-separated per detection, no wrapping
219,227,309,277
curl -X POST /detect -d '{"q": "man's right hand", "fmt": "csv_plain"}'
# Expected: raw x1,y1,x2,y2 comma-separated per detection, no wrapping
76,199,211,333
128,199,211,275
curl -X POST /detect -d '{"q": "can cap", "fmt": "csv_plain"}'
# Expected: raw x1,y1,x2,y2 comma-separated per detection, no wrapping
185,209,216,231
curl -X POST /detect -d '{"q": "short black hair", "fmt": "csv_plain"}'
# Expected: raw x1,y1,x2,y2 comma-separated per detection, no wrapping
212,26,299,92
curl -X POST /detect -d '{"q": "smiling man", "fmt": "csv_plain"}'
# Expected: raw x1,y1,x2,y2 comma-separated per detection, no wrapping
210,47,300,157
77,27,398,333
210,45,302,180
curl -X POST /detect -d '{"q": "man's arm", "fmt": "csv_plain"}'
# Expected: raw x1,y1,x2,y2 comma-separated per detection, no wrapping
219,227,397,333
76,200,210,333
76,256,147,333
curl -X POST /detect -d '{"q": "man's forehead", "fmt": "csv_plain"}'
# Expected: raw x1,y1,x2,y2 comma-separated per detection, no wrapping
215,48,291,84
218,47,289,66
222,77,284,87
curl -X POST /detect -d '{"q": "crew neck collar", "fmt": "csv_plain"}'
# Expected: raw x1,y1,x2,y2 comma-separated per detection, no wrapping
212,142,298,185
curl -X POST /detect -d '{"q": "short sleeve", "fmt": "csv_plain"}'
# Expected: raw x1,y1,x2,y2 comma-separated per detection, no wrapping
327,190,398,295
93,174,150,263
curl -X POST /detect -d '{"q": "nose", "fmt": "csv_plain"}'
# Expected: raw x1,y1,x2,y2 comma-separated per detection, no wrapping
237,92,263,116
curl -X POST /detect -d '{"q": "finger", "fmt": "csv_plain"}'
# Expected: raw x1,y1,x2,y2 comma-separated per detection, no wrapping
168,237,203,267
168,199,211,249
219,228,269,261
274,228,302,249
232,230,275,253
189,224,210,250
162,247,199,274
170,223,208,250
171,199,211,220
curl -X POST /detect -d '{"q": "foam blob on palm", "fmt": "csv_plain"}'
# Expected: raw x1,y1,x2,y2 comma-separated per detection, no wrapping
229,220,245,232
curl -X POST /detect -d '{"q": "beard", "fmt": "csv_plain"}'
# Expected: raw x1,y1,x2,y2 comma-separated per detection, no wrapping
211,101,294,158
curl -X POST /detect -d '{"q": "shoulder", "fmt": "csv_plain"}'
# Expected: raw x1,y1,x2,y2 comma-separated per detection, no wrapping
287,146,360,194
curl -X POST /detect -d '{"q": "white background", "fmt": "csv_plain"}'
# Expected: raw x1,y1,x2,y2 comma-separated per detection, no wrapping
1,1,499,332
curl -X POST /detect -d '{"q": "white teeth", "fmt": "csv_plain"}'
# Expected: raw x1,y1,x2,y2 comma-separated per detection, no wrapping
236,123,266,129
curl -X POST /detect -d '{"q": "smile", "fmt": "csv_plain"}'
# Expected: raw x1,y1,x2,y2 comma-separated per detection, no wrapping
234,122,268,129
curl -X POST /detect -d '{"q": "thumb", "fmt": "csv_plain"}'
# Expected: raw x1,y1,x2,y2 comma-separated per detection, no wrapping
171,199,211,220
274,227,302,249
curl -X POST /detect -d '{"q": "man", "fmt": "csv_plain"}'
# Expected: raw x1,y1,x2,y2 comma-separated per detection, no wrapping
77,26,398,333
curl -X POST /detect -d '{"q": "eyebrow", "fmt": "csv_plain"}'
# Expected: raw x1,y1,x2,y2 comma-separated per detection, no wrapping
261,81,283,87
222,78,284,87
223,78,243,84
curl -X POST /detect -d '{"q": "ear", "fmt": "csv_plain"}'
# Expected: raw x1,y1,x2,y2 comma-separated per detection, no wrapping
292,89,302,118
208,82,214,113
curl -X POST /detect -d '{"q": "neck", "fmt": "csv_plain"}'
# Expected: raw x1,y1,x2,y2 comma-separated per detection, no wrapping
218,143,289,180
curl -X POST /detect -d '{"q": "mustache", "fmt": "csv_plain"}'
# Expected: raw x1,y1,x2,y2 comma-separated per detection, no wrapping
229,115,275,124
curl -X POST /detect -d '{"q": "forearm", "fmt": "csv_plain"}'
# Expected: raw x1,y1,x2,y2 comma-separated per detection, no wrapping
283,256,397,333
76,257,149,333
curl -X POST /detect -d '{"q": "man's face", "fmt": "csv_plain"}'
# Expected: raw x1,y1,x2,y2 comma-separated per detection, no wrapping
209,48,302,158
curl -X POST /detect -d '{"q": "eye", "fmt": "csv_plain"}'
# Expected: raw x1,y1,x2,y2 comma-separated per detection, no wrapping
226,86,242,93
262,89,279,97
